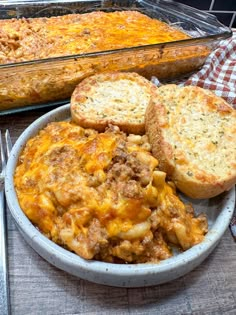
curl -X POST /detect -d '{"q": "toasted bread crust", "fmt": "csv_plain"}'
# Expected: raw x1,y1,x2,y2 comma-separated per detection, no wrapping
145,84,236,199
71,72,157,134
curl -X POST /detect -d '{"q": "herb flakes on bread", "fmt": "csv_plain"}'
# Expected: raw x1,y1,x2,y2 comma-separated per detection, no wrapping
145,84,236,199
71,72,157,134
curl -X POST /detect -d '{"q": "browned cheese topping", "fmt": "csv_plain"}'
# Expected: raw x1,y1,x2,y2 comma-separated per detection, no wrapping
0,11,190,64
14,121,207,263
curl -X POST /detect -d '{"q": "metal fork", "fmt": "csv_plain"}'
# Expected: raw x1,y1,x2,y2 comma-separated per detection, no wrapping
0,130,12,315
230,205,236,242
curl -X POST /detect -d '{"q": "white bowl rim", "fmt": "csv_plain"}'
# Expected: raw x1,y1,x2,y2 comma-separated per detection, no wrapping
5,104,235,279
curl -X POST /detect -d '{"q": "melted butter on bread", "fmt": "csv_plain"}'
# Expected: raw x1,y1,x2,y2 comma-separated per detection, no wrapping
145,84,236,199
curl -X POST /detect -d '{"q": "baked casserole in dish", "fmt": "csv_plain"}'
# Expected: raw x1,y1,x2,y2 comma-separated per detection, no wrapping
0,0,232,113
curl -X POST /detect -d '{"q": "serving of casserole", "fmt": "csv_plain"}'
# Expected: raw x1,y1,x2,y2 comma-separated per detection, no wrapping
5,104,235,286
14,120,208,263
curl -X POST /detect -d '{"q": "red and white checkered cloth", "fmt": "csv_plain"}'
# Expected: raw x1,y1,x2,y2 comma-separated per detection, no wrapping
184,30,236,108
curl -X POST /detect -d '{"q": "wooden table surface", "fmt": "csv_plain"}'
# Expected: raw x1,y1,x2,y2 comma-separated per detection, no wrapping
1,107,236,315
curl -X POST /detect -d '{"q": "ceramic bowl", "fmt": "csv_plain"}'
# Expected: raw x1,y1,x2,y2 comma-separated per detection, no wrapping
5,104,235,287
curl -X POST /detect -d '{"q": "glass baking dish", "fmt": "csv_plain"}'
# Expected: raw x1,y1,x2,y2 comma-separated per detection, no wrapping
0,0,232,114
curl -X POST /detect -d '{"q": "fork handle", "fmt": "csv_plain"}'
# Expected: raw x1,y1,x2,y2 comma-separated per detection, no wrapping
0,191,10,315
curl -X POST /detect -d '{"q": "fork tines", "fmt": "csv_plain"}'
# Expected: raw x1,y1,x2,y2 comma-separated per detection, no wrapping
0,130,6,175
1,129,12,166
5,130,12,160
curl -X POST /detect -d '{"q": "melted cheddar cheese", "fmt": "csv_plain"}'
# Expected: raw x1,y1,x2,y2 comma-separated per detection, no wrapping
0,11,190,64
14,122,207,263
0,11,210,111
